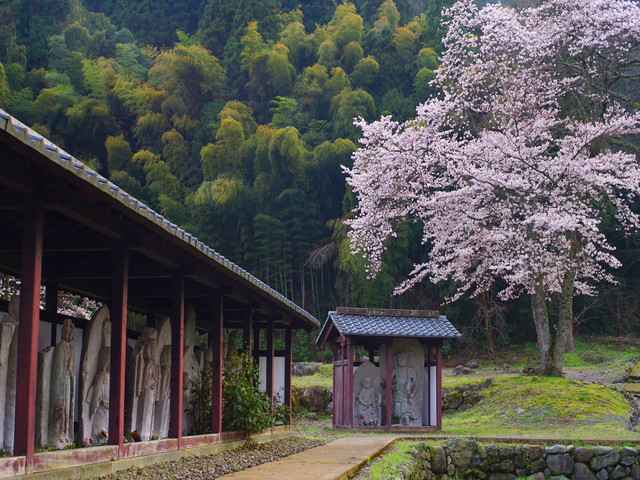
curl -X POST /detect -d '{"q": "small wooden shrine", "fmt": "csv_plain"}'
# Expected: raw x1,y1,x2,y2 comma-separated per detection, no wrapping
317,307,461,430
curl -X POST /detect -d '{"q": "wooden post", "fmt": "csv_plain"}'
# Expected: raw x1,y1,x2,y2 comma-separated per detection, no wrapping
242,309,252,355
385,340,393,428
252,318,260,362
346,340,354,427
266,318,274,402
211,294,223,434
169,275,184,443
14,204,43,466
436,342,442,430
45,282,58,346
109,247,129,450
284,326,292,426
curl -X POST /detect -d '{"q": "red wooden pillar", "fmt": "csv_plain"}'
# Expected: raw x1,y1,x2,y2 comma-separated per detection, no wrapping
169,275,185,444
266,318,274,402
242,309,252,355
109,247,129,450
45,282,58,346
284,326,292,425
211,294,223,434
14,204,43,465
385,340,393,428
346,340,354,427
436,341,442,430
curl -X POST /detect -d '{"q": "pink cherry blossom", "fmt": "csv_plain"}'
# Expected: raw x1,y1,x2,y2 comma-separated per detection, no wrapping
345,0,640,375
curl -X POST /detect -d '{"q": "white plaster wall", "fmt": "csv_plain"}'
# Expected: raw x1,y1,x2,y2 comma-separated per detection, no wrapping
258,356,286,400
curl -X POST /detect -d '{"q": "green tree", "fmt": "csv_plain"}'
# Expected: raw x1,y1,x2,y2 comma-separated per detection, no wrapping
161,128,200,188
350,55,379,89
201,117,246,181
341,40,363,73
105,134,132,173
149,44,224,116
270,96,300,128
330,87,375,138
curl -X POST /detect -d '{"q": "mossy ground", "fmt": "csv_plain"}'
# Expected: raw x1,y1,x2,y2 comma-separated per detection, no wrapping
443,375,635,438
292,363,333,389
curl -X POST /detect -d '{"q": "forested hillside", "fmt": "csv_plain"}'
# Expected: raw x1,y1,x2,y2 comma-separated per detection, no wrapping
1,0,639,358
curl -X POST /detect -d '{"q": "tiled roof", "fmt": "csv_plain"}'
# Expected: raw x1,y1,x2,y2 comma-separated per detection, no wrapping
0,108,319,328
319,310,461,342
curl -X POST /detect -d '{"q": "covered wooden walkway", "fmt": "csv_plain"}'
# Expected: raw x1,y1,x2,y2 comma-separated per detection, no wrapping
0,108,319,476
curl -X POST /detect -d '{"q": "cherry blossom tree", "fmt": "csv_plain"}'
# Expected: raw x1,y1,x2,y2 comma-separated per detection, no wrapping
346,0,640,375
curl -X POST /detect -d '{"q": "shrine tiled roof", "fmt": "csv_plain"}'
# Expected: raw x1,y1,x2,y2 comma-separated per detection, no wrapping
318,307,461,343
0,108,319,328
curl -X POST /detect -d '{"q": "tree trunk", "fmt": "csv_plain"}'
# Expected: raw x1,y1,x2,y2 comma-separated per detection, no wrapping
550,269,576,375
565,326,576,353
481,292,494,354
531,280,552,374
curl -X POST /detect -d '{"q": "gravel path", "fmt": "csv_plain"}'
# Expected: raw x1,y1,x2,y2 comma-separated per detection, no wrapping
94,437,328,480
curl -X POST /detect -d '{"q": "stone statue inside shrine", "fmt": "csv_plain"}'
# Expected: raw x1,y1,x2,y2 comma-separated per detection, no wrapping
392,350,420,426
355,377,378,426
353,359,380,426
87,320,111,443
153,345,171,438
0,297,19,451
136,336,159,440
182,306,200,435
78,305,111,445
48,319,76,449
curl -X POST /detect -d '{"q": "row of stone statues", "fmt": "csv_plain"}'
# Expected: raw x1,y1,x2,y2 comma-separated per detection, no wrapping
0,297,216,452
353,339,426,427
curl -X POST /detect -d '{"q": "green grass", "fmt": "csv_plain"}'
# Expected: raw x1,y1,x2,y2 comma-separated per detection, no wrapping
354,440,418,480
292,363,333,389
443,375,636,438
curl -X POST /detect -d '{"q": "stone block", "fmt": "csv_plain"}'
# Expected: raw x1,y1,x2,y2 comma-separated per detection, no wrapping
446,439,480,469
574,447,596,463
487,474,516,480
611,465,627,480
591,451,620,471
547,453,575,475
432,446,447,473
547,445,568,455
596,468,609,480
620,456,635,467
573,462,597,480
593,447,614,456
620,447,637,458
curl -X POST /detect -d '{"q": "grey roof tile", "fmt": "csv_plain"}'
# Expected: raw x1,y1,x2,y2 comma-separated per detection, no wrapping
325,312,461,339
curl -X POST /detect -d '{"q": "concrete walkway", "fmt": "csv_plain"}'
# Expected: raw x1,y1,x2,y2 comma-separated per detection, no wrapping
217,436,398,480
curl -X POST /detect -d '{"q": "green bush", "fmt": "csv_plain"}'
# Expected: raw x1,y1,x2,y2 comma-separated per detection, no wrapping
222,351,276,434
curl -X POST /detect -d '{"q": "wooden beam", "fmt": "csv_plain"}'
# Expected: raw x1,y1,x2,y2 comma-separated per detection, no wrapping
14,203,43,466
169,275,185,444
211,294,223,434
108,247,129,450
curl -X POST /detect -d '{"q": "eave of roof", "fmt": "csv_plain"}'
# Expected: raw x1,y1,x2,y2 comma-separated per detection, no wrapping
316,310,461,346
0,108,319,329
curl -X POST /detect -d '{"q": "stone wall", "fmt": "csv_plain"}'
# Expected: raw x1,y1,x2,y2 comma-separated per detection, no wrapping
406,438,639,480
442,379,493,413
